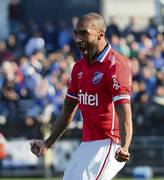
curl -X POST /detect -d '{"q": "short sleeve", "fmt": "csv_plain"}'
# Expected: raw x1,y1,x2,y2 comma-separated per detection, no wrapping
66,64,79,102
108,58,132,105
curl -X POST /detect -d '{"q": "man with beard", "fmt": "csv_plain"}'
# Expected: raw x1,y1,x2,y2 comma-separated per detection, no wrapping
30,12,133,180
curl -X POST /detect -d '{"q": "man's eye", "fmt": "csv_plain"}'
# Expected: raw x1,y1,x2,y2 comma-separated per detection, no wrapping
80,32,88,36
74,31,77,35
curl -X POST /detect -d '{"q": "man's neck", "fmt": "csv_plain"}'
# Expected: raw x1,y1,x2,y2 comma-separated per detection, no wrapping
87,40,107,65
97,40,108,55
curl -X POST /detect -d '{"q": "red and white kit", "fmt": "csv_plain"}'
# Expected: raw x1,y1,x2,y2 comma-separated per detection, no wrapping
64,43,132,180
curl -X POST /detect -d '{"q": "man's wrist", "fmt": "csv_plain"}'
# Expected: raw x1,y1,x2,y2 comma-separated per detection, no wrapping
44,138,53,149
122,145,129,152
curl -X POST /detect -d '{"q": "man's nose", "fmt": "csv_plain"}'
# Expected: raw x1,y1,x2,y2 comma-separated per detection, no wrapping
75,36,82,43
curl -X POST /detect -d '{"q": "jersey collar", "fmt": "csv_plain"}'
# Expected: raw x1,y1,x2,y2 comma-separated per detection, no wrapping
95,43,111,63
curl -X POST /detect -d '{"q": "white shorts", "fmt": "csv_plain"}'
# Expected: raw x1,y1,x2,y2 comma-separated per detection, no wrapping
63,139,125,180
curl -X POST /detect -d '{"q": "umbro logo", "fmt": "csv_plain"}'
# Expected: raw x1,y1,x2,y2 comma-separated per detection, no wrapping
77,71,83,79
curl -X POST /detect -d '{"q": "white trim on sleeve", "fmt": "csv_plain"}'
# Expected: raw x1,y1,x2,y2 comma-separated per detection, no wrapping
66,93,78,100
112,94,130,102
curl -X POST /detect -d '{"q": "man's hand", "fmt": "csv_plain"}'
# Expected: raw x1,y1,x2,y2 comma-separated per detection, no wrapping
115,147,130,162
30,140,48,157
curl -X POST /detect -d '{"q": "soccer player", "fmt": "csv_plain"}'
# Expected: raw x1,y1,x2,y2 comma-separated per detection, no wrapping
30,12,133,180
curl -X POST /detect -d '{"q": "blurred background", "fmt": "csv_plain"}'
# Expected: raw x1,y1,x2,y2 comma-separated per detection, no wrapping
0,0,163,179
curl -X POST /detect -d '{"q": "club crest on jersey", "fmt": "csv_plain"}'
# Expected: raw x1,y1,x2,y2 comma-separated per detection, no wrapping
92,72,103,84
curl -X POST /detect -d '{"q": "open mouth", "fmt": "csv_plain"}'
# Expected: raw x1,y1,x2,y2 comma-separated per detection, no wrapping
79,47,85,51
78,46,87,54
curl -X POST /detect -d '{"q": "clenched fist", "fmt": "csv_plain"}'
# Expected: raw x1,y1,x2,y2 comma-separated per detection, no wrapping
30,140,48,157
115,147,130,162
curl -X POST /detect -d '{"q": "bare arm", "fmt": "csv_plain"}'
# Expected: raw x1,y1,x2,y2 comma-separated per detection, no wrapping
30,98,78,156
44,98,78,148
115,103,133,161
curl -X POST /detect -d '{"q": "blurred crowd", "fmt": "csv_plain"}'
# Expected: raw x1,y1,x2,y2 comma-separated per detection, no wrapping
0,14,163,139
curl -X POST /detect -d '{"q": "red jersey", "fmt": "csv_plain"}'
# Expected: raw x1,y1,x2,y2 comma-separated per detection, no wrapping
66,44,132,143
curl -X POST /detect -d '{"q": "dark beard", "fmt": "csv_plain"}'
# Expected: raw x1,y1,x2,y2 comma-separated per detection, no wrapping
86,43,98,60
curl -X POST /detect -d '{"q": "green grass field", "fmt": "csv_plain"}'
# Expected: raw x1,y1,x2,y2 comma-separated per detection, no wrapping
0,178,163,180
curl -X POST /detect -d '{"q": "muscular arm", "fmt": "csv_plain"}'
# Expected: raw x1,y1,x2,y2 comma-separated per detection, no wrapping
44,98,78,148
115,103,133,152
